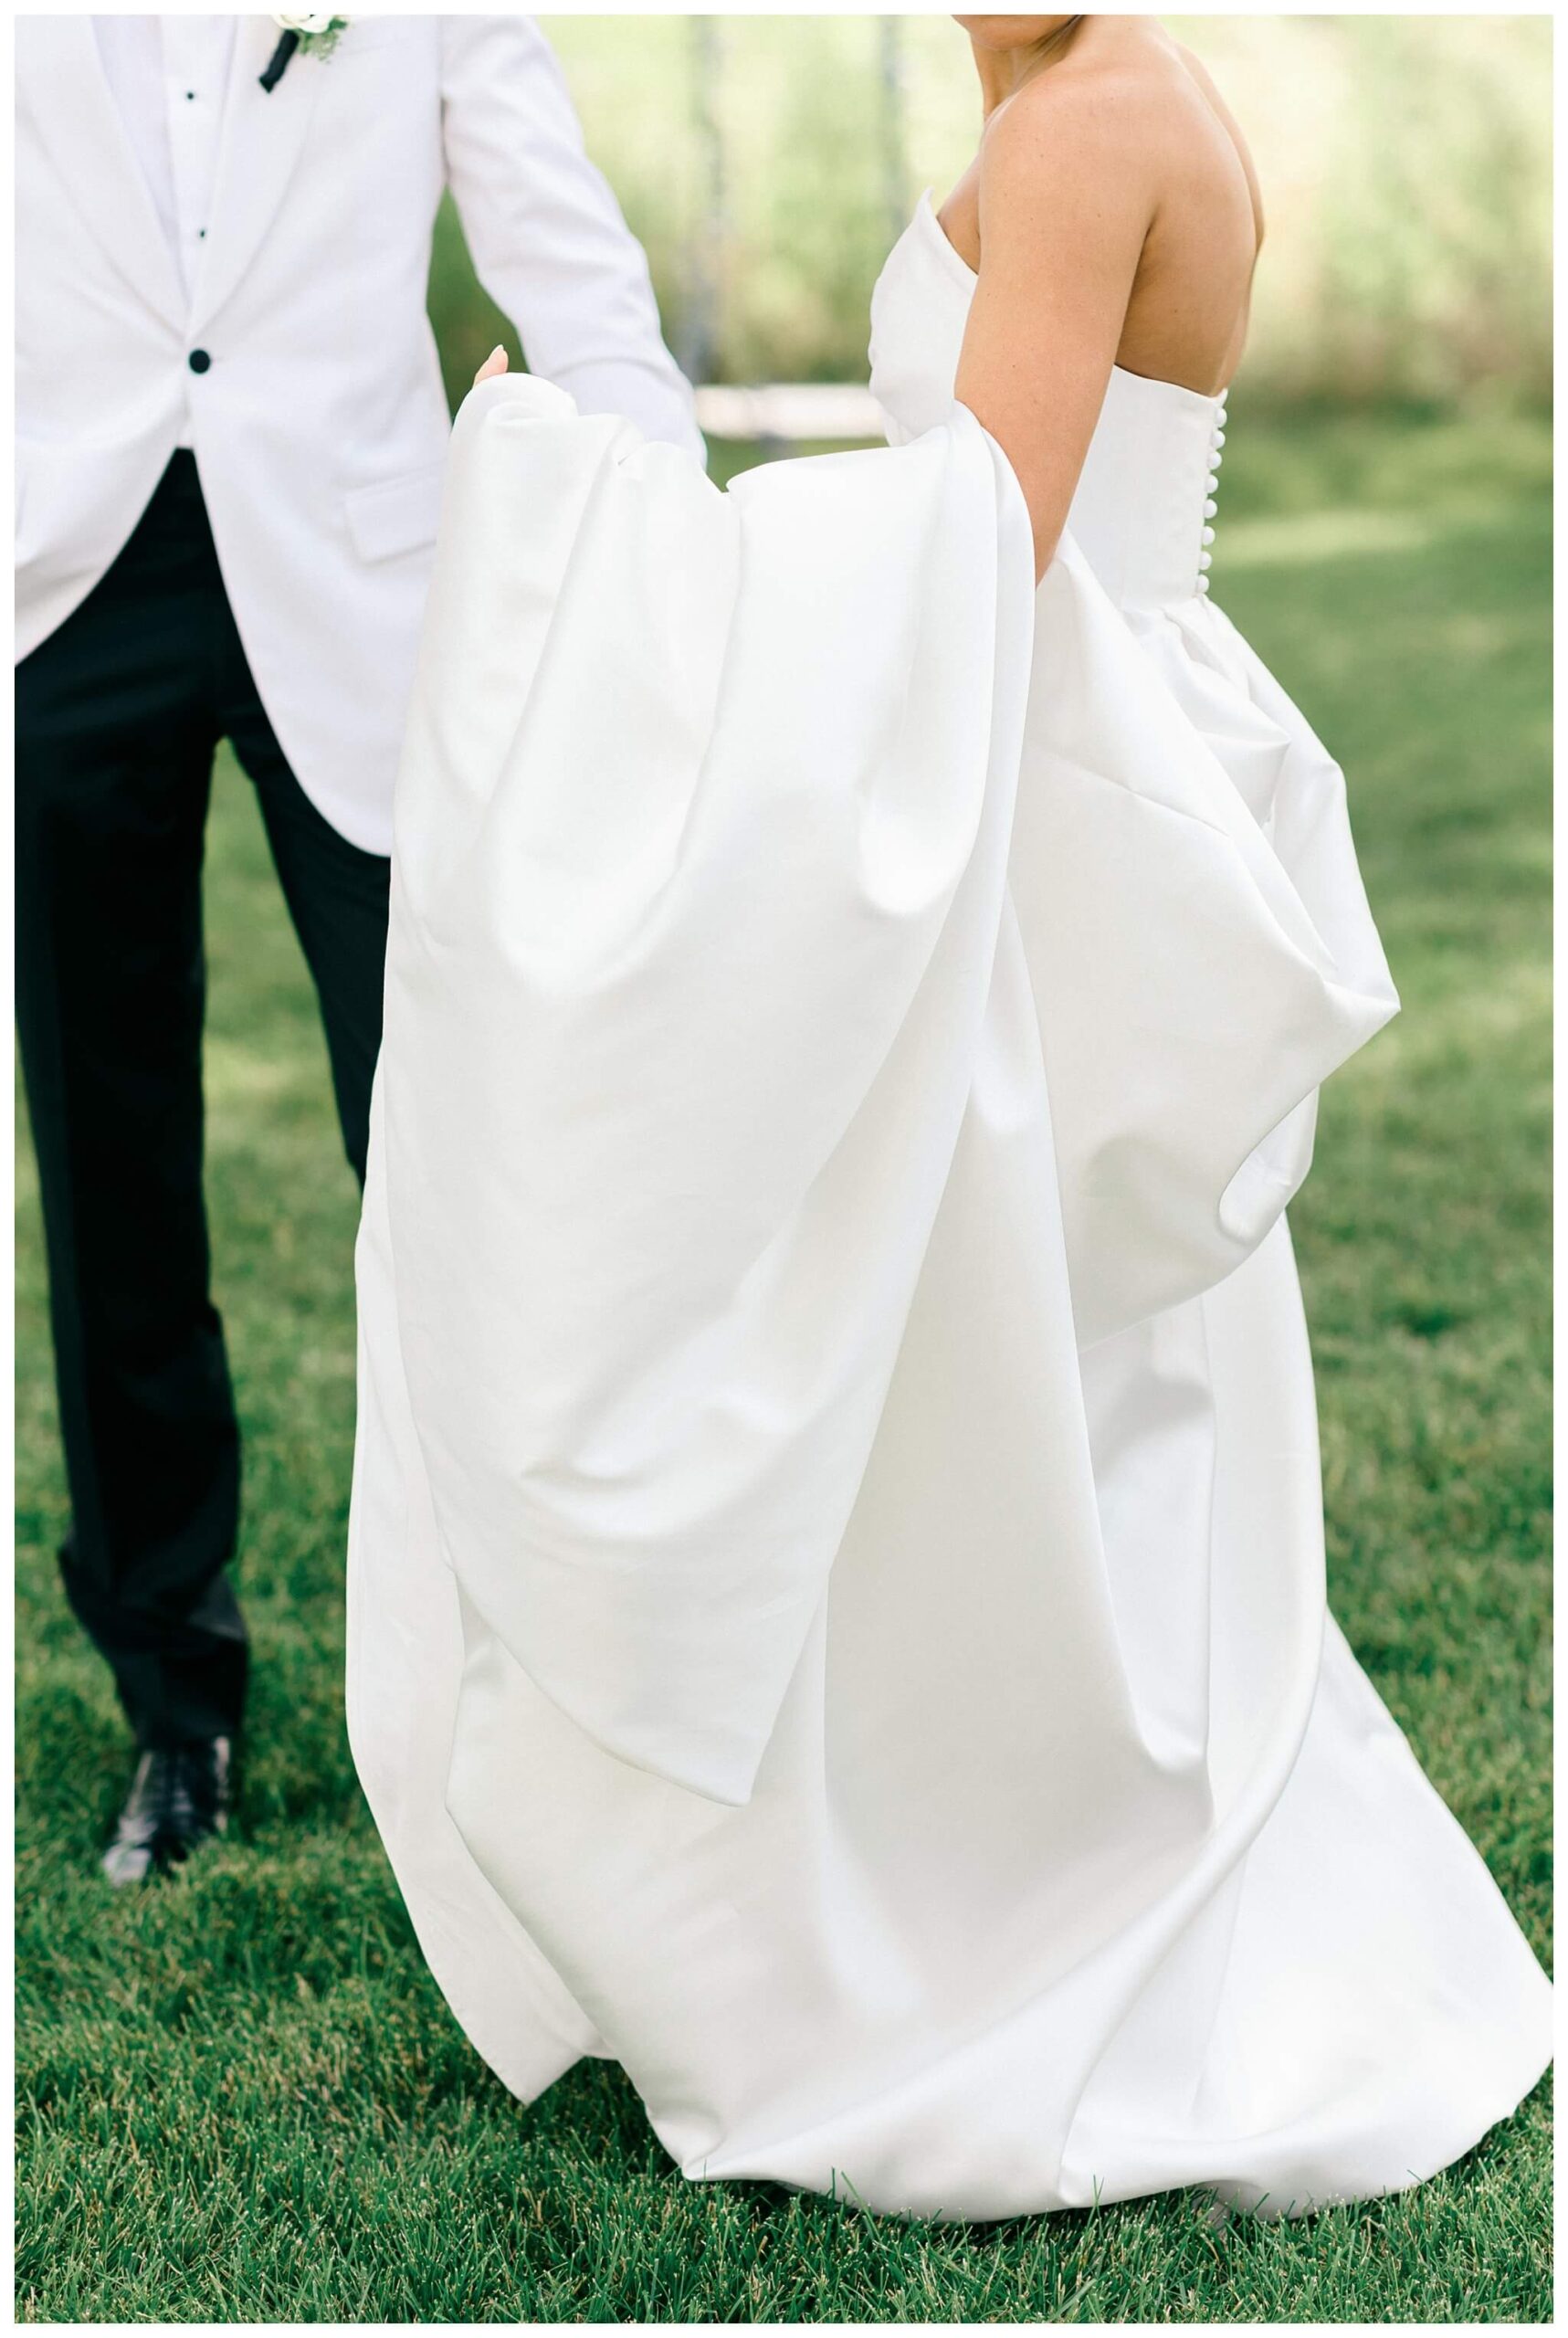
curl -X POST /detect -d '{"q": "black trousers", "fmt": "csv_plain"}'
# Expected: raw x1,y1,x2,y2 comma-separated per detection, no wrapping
16,452,391,1749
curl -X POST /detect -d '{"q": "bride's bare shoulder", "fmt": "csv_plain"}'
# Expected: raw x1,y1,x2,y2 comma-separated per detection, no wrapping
977,26,1260,244
973,54,1169,255
979,45,1170,193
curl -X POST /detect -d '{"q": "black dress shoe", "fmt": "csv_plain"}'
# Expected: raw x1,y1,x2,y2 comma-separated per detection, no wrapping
100,1736,234,1887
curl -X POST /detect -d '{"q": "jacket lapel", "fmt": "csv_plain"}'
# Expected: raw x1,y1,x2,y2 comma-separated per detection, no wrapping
16,16,187,332
188,16,326,337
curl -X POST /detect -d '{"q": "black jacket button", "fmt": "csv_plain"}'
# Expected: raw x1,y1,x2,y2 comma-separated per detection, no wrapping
188,349,212,374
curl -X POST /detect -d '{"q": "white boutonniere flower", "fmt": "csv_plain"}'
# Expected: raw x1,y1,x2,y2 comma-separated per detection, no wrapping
259,13,351,93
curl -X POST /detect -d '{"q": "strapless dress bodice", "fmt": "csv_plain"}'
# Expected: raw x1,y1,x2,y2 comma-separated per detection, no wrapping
869,191,1228,613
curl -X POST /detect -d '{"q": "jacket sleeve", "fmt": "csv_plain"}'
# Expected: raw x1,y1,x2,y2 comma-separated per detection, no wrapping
438,15,704,460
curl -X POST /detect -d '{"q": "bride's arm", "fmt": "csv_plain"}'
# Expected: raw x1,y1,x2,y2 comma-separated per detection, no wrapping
953,79,1158,580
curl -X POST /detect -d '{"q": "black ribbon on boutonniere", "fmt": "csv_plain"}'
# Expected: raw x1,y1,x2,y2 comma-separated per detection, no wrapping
258,29,300,93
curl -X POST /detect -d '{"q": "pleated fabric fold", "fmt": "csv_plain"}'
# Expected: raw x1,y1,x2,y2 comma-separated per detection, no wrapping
375,377,1037,1806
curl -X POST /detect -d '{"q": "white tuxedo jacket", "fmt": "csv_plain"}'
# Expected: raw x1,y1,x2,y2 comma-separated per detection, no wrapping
15,14,701,851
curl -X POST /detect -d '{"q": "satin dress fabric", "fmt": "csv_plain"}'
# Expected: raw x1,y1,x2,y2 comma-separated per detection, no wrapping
345,197,1552,2220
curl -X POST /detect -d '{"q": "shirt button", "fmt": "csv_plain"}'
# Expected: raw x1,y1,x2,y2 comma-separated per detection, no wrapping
1204,498,1218,519
1201,525,1215,545
1195,575,1211,595
188,349,212,374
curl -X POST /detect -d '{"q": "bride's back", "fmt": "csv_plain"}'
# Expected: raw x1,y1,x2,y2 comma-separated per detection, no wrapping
942,16,1264,398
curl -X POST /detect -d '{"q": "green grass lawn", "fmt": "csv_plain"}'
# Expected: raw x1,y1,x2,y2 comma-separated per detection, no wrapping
15,409,1551,2322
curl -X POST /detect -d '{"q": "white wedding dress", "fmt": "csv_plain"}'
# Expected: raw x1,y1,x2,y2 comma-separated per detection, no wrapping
346,196,1551,2219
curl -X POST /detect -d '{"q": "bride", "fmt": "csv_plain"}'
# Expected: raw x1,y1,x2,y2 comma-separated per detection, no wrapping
347,15,1550,2218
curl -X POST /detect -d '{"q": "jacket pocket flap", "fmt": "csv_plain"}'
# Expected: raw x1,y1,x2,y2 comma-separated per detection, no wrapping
343,464,447,563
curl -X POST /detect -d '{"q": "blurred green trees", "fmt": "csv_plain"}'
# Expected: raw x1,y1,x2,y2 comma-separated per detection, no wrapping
429,15,1551,414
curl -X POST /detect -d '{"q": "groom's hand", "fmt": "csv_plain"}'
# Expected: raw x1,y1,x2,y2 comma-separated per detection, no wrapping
473,345,509,387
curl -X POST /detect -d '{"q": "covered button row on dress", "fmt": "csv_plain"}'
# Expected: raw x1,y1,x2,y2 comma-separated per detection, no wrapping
1196,397,1226,595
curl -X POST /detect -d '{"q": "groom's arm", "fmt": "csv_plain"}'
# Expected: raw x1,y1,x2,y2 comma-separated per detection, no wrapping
439,16,705,461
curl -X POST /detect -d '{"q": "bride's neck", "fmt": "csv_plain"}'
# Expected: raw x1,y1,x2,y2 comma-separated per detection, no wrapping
972,16,1087,118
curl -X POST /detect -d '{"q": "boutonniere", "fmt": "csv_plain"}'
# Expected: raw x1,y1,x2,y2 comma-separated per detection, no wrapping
259,14,350,94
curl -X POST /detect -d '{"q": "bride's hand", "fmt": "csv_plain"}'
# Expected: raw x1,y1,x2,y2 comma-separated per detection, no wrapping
473,345,509,387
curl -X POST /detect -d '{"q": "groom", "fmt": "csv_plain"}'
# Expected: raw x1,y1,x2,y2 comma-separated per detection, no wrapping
15,15,700,1883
